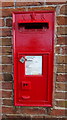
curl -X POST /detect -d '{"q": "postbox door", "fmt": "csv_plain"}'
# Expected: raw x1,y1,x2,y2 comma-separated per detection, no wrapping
17,53,51,106
13,11,54,106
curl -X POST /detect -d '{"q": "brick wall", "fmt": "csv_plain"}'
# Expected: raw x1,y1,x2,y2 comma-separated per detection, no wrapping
0,0,67,120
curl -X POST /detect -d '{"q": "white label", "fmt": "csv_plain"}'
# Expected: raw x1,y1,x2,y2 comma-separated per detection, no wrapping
25,56,42,75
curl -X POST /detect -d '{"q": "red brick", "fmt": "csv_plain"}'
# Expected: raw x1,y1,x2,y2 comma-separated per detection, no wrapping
0,90,2,98
49,109,66,116
2,65,12,72
2,107,45,115
2,91,12,98
0,1,2,7
2,106,15,114
1,8,25,17
1,2,14,7
15,108,46,115
0,48,2,55
3,99,13,106
60,5,67,15
16,2,44,6
56,56,67,64
56,100,67,107
0,106,2,115
0,82,2,89
57,27,67,35
55,46,60,54
0,7,2,17
57,16,67,25
2,116,31,120
0,56,2,64
0,65,2,72
2,82,12,90
56,83,66,91
55,46,67,54
0,39,2,46
61,46,67,54
0,28,12,37
0,29,2,37
2,47,12,55
0,74,3,81
28,6,56,11
3,73,13,81
2,38,12,46
2,56,12,64
0,19,5,27
6,18,12,27
0,43,2,47
0,116,2,120
55,92,66,99
46,2,66,5
24,108,46,115
0,99,2,105
56,74,67,82
57,37,67,45
57,65,67,73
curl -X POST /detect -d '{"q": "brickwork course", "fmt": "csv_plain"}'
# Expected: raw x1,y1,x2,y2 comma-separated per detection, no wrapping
0,0,67,120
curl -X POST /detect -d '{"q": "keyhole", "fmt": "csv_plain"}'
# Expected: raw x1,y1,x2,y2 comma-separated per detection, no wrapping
23,83,28,86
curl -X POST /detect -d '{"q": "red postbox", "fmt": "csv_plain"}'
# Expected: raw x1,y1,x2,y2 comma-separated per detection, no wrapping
13,11,55,106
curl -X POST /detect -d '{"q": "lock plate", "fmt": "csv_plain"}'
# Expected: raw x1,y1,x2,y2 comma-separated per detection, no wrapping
22,81,31,90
